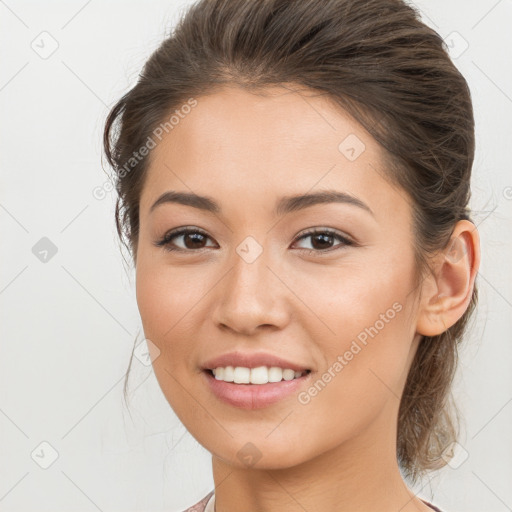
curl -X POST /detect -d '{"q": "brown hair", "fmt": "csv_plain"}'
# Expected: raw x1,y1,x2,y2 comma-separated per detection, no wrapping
103,0,478,484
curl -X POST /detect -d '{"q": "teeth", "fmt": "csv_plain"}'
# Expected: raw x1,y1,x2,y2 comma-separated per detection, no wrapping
283,369,295,381
251,366,269,384
224,366,234,381
234,366,250,384
268,366,282,383
211,366,307,384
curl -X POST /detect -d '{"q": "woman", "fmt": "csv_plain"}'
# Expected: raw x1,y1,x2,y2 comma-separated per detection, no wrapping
103,0,480,511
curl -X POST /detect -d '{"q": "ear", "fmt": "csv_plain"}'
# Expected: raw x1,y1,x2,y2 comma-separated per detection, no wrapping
416,220,481,337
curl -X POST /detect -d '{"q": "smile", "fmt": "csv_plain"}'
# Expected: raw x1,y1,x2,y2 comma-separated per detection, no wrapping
209,365,310,384
203,367,312,409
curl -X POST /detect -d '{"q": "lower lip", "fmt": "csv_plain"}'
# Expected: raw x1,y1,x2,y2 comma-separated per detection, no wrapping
202,370,312,410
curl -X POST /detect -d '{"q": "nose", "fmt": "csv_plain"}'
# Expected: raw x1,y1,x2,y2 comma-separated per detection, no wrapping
212,243,290,336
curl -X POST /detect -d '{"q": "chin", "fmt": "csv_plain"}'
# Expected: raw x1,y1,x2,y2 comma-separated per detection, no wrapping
207,435,314,471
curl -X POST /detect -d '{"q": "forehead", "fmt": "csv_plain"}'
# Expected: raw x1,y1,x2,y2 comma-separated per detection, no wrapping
140,85,409,221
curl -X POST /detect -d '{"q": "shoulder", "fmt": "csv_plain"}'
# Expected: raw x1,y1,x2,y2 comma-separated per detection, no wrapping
180,490,215,512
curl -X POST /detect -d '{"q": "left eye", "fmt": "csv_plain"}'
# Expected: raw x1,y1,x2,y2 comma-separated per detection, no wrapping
292,229,354,253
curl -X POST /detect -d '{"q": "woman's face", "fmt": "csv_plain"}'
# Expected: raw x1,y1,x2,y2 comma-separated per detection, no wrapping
136,85,424,469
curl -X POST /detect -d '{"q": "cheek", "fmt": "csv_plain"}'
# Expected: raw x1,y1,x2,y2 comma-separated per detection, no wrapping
135,264,194,391
291,253,410,343
135,258,211,343
288,307,413,457
135,261,206,421
291,258,415,405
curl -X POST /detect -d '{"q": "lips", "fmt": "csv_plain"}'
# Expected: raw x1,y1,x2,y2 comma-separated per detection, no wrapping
200,352,313,409
202,366,312,409
201,351,311,372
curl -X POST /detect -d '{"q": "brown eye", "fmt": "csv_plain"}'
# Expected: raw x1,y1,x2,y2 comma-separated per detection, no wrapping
155,227,217,252
310,233,335,250
181,232,208,249
293,228,354,253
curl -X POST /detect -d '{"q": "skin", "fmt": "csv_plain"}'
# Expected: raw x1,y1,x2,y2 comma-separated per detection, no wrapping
135,85,480,512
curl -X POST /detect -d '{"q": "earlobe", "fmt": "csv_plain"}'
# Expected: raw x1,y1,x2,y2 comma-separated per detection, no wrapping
416,220,481,337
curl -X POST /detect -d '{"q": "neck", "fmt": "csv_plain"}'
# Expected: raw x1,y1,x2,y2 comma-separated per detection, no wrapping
210,406,432,512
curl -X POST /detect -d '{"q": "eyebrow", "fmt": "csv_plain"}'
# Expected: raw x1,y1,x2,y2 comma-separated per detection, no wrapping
149,189,374,217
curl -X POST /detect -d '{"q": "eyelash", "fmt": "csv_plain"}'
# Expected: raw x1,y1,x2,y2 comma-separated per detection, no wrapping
154,227,355,255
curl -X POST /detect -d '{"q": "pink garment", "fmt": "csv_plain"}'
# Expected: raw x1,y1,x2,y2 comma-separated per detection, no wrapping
180,490,444,512
181,490,214,512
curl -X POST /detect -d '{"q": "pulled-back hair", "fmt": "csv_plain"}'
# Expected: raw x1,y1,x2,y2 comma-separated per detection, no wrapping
103,0,478,484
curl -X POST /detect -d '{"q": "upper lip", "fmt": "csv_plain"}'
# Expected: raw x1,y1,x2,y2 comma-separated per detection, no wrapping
202,351,311,372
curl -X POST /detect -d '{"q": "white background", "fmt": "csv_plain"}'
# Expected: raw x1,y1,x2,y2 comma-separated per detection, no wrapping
0,1,511,511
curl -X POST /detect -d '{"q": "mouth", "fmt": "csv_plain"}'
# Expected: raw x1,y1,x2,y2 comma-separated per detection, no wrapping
204,366,312,385
202,367,313,409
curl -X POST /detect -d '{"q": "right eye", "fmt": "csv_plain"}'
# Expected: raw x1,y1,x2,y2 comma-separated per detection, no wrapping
154,227,218,252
